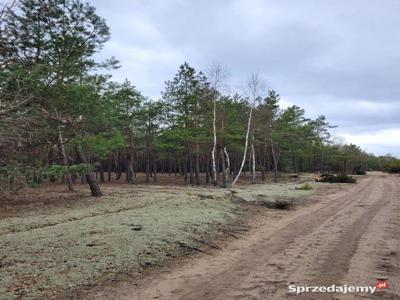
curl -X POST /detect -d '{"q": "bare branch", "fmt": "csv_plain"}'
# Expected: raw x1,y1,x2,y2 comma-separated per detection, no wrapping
0,0,17,20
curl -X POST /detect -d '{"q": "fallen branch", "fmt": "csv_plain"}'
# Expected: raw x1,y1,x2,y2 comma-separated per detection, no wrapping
223,228,245,235
176,242,208,254
222,229,239,239
194,238,222,250
226,223,253,229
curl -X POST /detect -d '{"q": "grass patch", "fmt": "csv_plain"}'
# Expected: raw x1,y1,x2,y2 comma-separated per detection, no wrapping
230,179,322,209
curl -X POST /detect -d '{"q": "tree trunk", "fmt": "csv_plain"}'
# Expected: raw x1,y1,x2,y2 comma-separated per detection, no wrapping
152,154,157,182
220,146,227,187
183,158,188,184
81,173,86,184
58,127,73,191
262,138,267,181
211,96,217,186
292,151,298,173
107,159,112,182
271,140,279,183
146,148,150,183
320,143,324,172
126,150,134,184
75,144,102,197
189,153,194,185
224,147,230,181
126,130,135,184
195,143,200,185
174,158,178,176
251,143,256,184
205,155,210,184
232,108,253,186
99,160,105,183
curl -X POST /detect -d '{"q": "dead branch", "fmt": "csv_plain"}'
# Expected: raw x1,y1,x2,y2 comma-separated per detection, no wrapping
194,238,222,250
221,229,239,239
176,242,208,254
0,0,17,20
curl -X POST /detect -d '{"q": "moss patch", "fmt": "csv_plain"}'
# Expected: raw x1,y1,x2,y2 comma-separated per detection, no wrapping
0,186,237,299
0,178,323,299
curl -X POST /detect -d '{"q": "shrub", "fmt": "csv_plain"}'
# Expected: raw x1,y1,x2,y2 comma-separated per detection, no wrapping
0,166,27,192
295,183,313,190
383,160,400,173
336,173,357,183
352,166,366,175
0,164,94,193
316,174,336,182
274,199,292,209
316,173,356,183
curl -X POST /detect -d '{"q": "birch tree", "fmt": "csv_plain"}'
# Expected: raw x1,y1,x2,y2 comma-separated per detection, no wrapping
207,63,229,186
232,73,262,186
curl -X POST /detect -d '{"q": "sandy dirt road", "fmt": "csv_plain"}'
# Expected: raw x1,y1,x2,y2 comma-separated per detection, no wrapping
88,173,400,300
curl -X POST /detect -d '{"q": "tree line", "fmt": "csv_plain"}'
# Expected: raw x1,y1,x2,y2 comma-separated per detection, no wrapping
0,0,396,196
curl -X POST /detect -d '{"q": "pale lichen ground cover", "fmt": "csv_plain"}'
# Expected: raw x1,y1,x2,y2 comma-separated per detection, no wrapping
0,179,324,299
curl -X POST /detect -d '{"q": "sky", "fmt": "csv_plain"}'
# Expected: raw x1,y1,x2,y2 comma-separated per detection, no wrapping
89,0,400,157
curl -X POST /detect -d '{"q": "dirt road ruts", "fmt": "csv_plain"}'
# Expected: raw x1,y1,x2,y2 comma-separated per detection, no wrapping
87,172,399,300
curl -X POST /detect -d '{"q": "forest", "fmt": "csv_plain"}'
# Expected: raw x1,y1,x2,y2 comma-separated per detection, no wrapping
0,0,398,197
2,1,400,300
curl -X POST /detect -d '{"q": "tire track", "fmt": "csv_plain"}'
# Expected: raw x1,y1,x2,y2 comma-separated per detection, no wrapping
86,174,400,300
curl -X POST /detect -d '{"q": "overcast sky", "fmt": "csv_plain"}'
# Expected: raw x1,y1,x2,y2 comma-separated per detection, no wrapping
89,0,400,157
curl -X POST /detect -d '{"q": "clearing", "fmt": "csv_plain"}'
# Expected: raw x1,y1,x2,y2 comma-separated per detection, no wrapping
1,175,322,299
84,172,400,300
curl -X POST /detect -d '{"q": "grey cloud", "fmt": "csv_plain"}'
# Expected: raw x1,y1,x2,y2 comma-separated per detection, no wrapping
90,0,400,155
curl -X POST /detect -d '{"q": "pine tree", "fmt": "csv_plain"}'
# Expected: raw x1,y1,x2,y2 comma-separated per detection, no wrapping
162,62,211,185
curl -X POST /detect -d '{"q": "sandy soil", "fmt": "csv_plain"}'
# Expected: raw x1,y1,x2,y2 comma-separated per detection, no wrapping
85,172,400,300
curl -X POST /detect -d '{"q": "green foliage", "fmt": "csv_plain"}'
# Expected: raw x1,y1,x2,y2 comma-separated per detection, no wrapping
1,0,114,78
0,166,28,192
0,0,390,191
162,62,210,128
295,183,313,190
216,95,248,148
383,160,400,173
317,173,356,183
85,132,126,159
352,166,366,175
0,165,46,191
106,80,145,130
161,62,212,154
41,165,67,182
0,164,93,192
42,164,93,180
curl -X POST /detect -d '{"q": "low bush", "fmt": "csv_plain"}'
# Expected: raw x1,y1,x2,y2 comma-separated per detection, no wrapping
316,173,356,183
316,174,336,182
383,160,400,173
273,199,292,209
336,173,357,183
352,166,366,175
0,164,94,193
295,183,313,190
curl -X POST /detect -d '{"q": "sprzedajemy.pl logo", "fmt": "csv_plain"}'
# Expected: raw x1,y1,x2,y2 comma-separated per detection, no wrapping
288,281,389,294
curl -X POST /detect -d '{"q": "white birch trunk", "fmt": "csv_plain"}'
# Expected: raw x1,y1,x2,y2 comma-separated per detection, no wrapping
212,96,217,185
232,107,253,186
251,142,256,183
